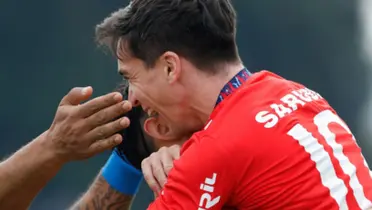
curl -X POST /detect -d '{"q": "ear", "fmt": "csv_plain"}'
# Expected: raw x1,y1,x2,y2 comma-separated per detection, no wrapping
162,51,181,84
144,117,176,141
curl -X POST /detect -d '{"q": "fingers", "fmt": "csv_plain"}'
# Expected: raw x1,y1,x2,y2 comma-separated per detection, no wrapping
142,156,163,195
159,148,175,176
85,101,132,130
151,156,168,189
141,146,182,195
85,117,130,143
88,134,123,154
78,92,123,118
48,87,135,162
60,86,93,106
168,145,181,160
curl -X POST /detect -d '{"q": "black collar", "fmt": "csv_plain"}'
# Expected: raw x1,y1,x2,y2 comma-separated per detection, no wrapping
215,68,251,107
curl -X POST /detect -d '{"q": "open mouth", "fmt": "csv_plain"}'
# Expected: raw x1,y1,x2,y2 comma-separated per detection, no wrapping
146,108,159,118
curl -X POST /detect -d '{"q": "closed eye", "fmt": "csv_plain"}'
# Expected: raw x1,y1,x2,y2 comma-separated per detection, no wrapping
118,69,130,80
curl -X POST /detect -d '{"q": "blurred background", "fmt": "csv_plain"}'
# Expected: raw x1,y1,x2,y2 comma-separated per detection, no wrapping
0,0,371,209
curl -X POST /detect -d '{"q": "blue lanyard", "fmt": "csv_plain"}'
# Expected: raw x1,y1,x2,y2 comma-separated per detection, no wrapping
215,68,251,106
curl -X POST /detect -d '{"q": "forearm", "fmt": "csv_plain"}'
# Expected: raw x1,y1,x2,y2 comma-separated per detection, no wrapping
70,173,134,210
0,131,63,210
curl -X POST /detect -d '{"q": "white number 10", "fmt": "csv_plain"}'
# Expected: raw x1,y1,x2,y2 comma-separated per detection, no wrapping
287,110,372,210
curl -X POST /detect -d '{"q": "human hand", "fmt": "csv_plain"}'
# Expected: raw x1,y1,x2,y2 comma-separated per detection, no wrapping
141,145,181,197
44,86,131,163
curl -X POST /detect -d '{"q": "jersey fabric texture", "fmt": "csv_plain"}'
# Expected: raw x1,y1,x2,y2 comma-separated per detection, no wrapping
148,70,372,210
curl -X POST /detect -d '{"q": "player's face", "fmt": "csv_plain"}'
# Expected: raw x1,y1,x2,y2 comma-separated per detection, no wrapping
117,42,203,138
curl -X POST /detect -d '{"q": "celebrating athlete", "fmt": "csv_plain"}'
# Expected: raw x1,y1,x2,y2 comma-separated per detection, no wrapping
91,0,372,209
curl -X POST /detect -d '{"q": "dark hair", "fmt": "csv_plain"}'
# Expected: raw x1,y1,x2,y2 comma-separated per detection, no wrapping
95,0,239,74
113,81,155,169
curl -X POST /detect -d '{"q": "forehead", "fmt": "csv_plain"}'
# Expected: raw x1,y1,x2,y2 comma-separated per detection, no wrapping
117,57,147,77
116,45,145,76
115,38,135,68
116,39,132,74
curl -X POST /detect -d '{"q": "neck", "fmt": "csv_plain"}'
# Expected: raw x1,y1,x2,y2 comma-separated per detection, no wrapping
186,62,245,124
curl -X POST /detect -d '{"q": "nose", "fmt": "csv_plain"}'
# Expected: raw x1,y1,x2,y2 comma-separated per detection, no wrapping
128,85,140,107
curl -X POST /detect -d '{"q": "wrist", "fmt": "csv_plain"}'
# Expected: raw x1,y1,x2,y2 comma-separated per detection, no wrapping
34,130,66,168
102,150,143,195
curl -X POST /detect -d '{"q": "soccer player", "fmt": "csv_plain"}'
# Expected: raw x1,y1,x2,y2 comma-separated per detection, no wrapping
70,83,188,209
92,0,372,209
0,87,131,210
0,82,180,210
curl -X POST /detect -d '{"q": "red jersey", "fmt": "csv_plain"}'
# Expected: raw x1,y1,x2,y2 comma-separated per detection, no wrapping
148,70,372,210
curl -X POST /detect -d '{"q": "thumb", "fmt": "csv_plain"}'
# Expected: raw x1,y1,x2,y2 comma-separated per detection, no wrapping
60,86,93,106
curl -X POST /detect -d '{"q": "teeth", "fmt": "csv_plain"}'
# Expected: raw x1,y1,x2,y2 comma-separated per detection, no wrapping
147,109,157,117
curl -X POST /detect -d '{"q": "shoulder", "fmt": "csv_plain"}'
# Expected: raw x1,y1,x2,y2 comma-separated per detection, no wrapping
154,134,238,209
216,70,330,130
198,69,332,167
202,71,298,144
177,134,236,172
